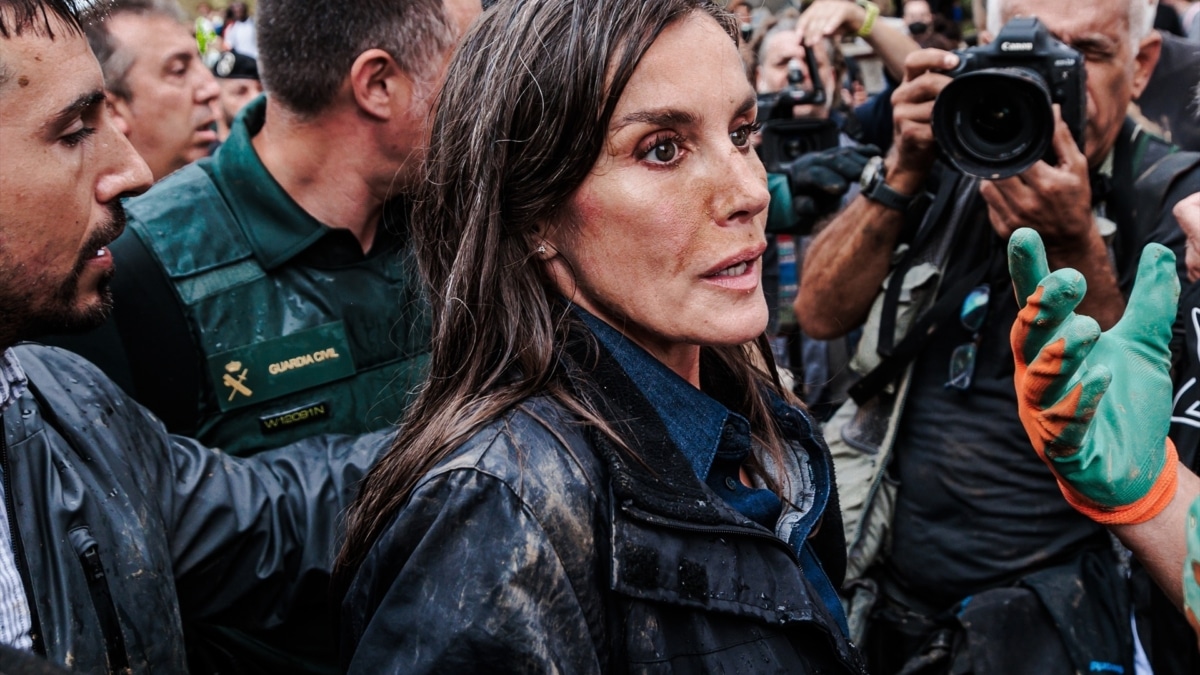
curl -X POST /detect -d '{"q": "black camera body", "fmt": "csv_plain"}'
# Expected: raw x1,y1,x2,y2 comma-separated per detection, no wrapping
931,17,1086,179
756,45,839,174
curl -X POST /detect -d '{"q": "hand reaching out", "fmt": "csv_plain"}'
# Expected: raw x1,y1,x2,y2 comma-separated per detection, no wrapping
1008,228,1180,525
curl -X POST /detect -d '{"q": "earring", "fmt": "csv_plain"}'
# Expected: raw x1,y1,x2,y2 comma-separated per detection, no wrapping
537,244,547,255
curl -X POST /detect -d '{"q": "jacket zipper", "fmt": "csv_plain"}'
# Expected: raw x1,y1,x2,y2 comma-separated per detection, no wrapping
69,526,130,672
1,423,46,656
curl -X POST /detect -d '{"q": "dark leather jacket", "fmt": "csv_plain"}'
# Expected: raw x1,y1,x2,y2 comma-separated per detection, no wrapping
342,364,866,674
1,345,387,673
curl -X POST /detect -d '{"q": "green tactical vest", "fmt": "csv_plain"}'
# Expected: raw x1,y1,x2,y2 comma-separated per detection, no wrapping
123,162,429,456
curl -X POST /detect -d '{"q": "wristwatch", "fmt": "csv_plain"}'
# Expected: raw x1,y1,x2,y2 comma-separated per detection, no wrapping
859,155,915,212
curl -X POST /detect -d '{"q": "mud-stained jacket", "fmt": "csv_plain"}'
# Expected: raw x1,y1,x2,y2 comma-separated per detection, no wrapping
1,344,388,673
342,332,866,674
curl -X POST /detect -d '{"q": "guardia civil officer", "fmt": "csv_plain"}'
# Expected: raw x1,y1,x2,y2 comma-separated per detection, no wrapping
53,0,479,457
41,0,481,671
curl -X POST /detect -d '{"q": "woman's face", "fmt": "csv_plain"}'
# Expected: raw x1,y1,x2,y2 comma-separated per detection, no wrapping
546,13,770,384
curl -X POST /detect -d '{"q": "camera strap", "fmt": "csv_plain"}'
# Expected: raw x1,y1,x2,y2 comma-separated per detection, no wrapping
877,170,960,359
850,171,987,405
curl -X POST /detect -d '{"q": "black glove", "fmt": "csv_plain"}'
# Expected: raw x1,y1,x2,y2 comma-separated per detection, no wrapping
788,144,881,228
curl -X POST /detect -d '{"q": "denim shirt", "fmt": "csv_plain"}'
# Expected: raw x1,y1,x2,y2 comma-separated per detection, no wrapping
579,310,849,634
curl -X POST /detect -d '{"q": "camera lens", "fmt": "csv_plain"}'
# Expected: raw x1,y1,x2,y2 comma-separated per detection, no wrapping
969,99,1022,146
932,68,1054,179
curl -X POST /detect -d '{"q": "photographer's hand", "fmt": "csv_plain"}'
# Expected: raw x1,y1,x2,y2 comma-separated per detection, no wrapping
788,144,881,227
1174,191,1200,283
888,49,958,194
795,51,954,339
983,104,1124,328
796,0,917,82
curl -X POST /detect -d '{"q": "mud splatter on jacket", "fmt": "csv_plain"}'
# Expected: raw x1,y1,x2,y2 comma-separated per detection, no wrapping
1,344,388,673
342,326,865,674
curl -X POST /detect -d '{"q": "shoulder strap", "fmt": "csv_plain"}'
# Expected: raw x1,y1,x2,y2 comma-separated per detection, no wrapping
109,232,203,435
125,162,258,284
848,255,992,405
849,171,984,405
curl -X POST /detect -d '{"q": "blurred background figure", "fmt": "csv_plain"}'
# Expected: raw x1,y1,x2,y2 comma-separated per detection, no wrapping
1160,0,1200,39
903,0,963,48
84,0,219,182
209,49,261,143
1138,1,1200,150
193,0,219,58
222,0,256,57
901,0,933,32
746,0,918,417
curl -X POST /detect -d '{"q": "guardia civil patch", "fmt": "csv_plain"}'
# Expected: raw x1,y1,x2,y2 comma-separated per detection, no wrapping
206,321,357,412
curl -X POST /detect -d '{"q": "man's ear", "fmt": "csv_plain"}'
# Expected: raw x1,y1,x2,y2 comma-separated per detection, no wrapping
1130,31,1162,100
106,92,132,137
349,48,411,122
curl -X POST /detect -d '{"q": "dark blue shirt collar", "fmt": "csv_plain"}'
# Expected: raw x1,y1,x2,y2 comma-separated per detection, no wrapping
577,309,737,482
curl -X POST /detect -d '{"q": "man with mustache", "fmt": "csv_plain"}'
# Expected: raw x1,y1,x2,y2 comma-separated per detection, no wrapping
0,1,387,671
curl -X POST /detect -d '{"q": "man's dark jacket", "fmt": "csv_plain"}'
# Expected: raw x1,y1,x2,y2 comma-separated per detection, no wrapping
1,344,387,673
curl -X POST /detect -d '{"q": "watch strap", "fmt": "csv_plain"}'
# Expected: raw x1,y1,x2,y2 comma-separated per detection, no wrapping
862,158,915,211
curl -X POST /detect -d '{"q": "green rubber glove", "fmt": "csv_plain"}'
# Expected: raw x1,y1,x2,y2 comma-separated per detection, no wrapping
1008,228,1180,524
1187,495,1200,643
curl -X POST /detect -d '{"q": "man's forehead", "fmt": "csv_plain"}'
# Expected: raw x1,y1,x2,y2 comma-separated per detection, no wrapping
108,11,193,54
765,31,801,59
0,28,103,110
1000,0,1129,41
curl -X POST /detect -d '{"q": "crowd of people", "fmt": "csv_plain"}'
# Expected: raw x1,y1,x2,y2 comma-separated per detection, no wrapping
0,0,1198,673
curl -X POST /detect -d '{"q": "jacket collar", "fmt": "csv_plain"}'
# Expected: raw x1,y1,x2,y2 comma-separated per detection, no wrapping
209,96,332,270
560,311,830,539
578,310,733,482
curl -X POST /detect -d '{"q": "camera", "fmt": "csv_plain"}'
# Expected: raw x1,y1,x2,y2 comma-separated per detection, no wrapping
931,17,1086,179
756,45,839,174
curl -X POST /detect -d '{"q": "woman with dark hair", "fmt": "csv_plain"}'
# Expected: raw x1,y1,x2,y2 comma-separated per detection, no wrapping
337,0,864,672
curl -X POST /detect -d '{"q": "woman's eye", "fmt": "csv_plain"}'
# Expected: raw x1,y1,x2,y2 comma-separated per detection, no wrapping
646,138,679,163
731,122,761,148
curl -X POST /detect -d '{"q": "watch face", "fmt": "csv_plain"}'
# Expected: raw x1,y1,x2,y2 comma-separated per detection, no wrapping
861,155,882,190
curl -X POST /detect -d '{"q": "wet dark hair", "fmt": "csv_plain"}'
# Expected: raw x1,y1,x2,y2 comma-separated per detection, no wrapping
0,0,81,39
336,0,788,586
256,0,456,118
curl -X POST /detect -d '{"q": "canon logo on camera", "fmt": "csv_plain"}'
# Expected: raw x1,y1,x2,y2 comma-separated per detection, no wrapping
1000,41,1034,51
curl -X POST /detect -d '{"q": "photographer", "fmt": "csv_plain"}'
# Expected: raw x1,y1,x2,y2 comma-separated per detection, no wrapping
751,16,878,410
795,0,1200,671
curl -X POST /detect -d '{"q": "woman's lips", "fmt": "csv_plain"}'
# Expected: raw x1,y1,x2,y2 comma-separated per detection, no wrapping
702,245,764,292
